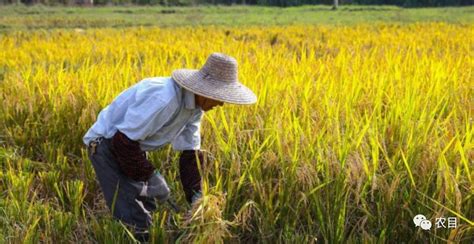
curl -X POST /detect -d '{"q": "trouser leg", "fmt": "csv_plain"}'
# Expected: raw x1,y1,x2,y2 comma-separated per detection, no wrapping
88,138,157,230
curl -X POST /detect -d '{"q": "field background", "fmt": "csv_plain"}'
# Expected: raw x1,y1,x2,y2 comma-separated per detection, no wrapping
0,5,473,31
0,5,473,243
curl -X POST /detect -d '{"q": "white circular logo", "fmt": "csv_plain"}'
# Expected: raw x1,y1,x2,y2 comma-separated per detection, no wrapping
420,220,432,230
413,214,426,227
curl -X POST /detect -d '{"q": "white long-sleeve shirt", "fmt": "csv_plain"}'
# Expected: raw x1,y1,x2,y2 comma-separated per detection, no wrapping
83,77,204,151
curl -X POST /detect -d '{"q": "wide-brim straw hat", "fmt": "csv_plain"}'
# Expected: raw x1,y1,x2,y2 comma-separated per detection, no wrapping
172,52,257,105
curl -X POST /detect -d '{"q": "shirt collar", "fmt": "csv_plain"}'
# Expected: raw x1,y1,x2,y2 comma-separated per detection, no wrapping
183,88,196,110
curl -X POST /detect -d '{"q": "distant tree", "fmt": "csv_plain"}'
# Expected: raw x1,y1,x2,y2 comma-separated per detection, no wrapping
2,0,473,8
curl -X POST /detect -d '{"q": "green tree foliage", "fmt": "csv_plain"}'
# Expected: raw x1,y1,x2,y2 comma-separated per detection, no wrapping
1,0,472,6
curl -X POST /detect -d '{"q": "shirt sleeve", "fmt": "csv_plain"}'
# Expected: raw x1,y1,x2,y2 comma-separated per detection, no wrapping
111,130,155,182
115,86,177,142
172,111,203,151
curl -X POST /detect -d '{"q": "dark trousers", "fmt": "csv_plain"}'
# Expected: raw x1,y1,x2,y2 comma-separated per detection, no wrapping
88,138,157,230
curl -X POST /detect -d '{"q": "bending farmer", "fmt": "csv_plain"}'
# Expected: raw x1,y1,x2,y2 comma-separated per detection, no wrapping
83,53,257,241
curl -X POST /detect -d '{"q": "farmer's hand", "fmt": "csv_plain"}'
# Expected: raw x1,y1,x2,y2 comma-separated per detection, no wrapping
138,171,170,202
191,191,202,205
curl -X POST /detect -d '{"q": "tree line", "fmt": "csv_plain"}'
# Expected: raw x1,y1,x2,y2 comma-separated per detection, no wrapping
1,0,472,8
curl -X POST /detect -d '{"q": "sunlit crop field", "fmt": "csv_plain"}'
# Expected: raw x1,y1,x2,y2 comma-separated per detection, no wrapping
0,23,473,242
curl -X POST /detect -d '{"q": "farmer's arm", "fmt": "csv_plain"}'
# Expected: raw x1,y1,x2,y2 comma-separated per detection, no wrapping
112,86,178,182
179,150,204,203
111,131,155,182
172,111,204,203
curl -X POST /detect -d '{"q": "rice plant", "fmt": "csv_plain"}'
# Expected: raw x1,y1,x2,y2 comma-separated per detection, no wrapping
0,23,472,242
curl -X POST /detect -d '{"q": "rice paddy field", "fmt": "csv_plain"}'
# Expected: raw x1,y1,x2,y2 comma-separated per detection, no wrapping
0,5,473,243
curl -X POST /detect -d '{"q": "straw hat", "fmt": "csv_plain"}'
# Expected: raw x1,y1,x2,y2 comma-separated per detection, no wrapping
172,53,257,105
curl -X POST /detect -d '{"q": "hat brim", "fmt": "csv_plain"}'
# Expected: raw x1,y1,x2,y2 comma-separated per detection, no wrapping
172,69,257,105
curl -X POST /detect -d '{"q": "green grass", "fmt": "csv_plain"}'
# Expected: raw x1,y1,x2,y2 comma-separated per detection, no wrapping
0,4,473,31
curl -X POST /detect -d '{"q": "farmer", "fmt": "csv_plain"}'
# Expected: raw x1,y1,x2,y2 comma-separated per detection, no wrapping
83,53,257,241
